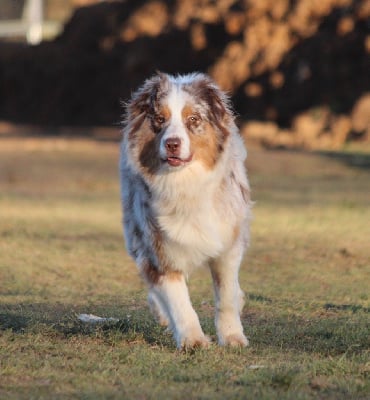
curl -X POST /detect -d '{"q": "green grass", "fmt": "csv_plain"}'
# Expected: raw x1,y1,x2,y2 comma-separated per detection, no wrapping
0,136,369,399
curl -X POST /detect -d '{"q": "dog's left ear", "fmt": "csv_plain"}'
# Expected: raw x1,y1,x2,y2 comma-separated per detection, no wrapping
193,75,232,126
206,86,228,123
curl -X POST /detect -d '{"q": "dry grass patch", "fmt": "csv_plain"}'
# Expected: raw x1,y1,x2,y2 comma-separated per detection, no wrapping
0,135,369,399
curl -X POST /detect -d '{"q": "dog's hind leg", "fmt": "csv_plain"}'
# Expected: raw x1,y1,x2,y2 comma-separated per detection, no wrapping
148,270,210,349
210,243,249,347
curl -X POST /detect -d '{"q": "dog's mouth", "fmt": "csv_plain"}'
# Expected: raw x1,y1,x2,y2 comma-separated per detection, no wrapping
163,154,193,167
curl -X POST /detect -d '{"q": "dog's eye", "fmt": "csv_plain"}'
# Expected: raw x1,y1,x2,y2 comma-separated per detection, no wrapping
154,115,165,125
188,115,201,124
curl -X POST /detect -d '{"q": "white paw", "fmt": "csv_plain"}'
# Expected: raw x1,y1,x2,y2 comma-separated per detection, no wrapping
220,333,249,347
178,334,211,350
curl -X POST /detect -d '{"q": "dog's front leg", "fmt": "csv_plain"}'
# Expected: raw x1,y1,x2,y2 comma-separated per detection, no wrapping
148,271,210,349
210,244,249,347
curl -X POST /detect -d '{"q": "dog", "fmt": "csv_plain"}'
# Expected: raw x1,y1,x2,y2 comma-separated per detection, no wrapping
120,72,252,349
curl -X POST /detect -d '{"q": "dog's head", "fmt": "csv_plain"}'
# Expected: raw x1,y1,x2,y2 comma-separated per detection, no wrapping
123,72,235,178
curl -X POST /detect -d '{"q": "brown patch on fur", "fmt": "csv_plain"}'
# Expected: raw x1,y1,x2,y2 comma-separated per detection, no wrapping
150,217,171,271
157,104,171,120
190,121,225,169
166,271,183,281
182,104,202,130
140,213,181,286
181,104,193,118
150,104,171,133
210,266,221,290
142,262,183,286
139,137,161,175
130,120,161,175
142,261,163,285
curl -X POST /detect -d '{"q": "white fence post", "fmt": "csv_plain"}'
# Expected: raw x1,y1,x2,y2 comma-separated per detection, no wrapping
26,0,44,44
0,0,61,44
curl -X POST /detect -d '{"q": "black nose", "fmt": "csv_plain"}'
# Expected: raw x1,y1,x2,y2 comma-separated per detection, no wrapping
165,137,181,153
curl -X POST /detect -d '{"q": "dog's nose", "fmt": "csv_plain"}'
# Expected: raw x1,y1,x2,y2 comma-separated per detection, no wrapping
165,137,181,153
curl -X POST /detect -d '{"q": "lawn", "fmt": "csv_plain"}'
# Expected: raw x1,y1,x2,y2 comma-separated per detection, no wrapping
0,133,369,399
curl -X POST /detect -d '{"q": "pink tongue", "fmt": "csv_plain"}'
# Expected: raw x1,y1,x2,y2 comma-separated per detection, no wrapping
167,157,183,167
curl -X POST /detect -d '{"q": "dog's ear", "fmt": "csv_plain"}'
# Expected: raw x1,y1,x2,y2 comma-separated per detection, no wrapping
128,72,169,119
193,75,232,125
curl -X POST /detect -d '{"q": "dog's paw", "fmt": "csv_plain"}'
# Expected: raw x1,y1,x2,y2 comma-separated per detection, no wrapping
221,333,249,347
178,334,211,350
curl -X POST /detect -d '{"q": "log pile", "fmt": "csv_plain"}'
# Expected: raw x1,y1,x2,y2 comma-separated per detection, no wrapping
0,0,368,148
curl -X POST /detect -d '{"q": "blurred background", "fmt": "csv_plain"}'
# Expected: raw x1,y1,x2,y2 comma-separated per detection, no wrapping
0,0,369,149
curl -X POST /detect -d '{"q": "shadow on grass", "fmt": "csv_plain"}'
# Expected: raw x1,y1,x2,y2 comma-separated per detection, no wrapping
0,302,175,348
317,150,370,169
1,301,369,354
245,306,370,356
247,293,273,303
324,302,370,313
0,313,30,333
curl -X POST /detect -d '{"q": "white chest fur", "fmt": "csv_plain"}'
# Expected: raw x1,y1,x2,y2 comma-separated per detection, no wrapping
152,162,237,273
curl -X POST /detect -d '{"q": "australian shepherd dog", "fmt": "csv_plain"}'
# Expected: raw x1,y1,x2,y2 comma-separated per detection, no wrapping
120,72,252,349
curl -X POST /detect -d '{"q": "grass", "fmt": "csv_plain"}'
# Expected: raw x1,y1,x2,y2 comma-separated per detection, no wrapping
0,134,369,399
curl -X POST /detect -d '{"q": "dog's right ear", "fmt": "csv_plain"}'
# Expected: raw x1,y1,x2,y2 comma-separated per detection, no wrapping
128,72,169,119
